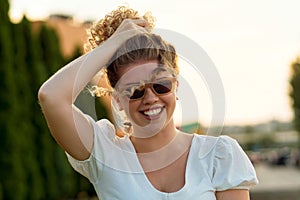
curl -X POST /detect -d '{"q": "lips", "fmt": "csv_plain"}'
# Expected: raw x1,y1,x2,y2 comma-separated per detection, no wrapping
140,106,164,119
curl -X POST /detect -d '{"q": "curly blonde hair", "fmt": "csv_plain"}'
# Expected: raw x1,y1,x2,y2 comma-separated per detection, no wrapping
84,6,155,52
85,6,179,93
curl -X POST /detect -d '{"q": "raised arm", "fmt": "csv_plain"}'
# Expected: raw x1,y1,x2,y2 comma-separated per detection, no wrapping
38,19,148,160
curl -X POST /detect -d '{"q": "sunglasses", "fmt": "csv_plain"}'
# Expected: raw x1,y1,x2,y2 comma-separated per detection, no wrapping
119,78,177,100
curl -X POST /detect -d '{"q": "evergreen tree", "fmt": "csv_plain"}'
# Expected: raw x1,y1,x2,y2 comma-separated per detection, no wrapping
290,57,300,147
0,0,27,199
15,16,50,199
39,24,64,75
0,0,108,198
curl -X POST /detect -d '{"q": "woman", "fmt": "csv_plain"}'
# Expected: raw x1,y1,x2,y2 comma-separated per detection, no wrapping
38,6,258,200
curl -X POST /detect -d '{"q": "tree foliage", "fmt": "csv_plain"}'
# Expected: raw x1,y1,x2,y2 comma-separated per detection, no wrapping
290,57,300,147
0,0,106,198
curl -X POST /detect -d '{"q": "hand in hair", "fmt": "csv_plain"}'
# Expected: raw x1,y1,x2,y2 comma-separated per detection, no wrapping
85,6,155,52
109,18,151,44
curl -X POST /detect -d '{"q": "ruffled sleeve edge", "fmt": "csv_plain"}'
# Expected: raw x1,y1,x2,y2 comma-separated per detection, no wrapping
65,116,114,184
212,135,259,191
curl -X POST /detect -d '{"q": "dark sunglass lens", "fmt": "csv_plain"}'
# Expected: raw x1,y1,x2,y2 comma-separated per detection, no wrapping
130,88,145,99
153,80,172,94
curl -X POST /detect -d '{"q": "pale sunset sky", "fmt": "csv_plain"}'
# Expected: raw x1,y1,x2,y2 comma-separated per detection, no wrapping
9,0,300,126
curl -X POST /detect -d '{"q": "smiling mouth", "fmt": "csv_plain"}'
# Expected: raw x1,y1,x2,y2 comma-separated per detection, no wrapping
140,107,164,118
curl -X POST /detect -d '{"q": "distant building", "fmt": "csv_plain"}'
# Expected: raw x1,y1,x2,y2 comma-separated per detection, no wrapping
32,15,90,58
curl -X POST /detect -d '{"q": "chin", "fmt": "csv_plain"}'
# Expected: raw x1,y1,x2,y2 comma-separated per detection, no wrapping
131,118,167,138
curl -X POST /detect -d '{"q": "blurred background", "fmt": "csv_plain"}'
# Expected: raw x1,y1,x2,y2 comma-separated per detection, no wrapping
1,0,300,199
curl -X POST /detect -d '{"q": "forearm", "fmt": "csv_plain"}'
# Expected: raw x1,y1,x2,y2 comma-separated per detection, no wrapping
38,19,148,105
37,18,150,160
38,40,118,104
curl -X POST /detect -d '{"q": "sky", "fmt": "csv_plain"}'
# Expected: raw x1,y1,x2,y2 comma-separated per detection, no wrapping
9,0,300,126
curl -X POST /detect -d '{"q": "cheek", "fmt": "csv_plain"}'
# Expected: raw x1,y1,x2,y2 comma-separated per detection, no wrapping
123,100,140,118
160,94,177,111
168,94,177,108
164,93,176,102
129,101,141,110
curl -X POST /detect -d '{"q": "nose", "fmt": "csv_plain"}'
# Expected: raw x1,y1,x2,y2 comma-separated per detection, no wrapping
142,87,159,104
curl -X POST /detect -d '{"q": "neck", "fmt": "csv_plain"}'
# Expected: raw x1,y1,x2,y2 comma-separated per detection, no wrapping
130,120,177,153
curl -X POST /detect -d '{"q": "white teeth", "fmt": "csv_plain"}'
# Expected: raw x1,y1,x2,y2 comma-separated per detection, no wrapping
143,108,162,116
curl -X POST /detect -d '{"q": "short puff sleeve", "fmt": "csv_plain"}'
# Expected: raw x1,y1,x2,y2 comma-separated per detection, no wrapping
212,135,258,191
66,116,116,184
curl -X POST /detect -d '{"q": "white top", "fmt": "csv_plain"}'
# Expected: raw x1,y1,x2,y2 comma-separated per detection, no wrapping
67,117,258,200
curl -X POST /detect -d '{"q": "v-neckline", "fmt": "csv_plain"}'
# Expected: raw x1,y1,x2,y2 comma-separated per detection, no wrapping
126,133,196,195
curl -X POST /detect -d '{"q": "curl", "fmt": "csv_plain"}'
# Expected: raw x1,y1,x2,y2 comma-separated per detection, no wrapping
84,6,156,53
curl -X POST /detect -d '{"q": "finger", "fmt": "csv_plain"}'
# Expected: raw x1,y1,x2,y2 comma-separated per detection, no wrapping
132,18,147,27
